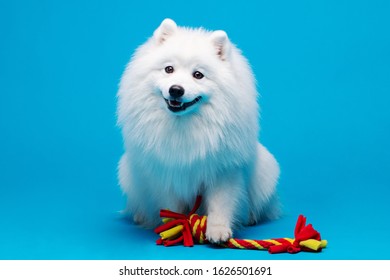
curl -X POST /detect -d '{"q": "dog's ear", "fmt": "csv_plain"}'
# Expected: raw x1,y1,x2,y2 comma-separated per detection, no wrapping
210,30,231,60
153,18,177,44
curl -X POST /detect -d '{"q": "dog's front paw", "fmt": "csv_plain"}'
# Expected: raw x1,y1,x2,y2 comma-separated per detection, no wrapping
206,217,232,243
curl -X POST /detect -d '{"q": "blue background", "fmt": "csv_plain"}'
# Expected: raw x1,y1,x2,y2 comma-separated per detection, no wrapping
0,0,389,260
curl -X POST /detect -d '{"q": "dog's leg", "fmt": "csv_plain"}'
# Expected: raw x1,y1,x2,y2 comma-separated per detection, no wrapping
119,153,189,227
118,153,158,227
204,170,246,243
248,143,280,224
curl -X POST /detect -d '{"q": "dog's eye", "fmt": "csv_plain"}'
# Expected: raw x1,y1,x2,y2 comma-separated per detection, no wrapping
193,71,204,80
165,66,174,74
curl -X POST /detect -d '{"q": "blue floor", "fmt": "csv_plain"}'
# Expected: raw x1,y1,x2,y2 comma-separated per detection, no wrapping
1,0,389,260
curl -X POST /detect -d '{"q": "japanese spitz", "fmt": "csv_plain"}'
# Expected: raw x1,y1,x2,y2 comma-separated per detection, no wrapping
117,19,280,243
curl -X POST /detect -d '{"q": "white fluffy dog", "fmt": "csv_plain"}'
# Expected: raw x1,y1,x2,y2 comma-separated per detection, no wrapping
117,19,280,243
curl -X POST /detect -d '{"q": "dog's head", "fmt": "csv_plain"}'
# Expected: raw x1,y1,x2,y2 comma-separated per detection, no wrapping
130,19,235,116
118,18,257,124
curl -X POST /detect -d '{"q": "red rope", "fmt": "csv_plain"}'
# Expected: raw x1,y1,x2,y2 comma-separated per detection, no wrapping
154,196,326,254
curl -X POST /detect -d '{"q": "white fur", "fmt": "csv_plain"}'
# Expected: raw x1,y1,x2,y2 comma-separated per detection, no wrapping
117,19,280,243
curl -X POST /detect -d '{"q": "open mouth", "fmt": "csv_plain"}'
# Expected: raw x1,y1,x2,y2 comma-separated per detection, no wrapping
164,97,202,113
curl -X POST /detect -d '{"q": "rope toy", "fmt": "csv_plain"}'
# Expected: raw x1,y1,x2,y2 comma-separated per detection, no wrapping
155,196,327,254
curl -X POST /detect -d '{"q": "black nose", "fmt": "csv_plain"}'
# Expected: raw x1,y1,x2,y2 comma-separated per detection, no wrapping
169,85,185,98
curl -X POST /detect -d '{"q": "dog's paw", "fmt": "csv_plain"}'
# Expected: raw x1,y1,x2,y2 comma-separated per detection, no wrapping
206,224,232,243
206,217,232,243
